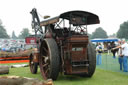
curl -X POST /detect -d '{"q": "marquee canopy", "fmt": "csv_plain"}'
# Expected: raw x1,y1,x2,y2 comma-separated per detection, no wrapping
91,38,118,42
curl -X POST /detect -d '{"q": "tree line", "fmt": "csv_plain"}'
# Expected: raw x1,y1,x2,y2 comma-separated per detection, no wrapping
0,19,128,39
90,20,128,39
0,19,31,39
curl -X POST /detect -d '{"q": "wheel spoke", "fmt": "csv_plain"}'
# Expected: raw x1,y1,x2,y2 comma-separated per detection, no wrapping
43,63,48,67
45,68,50,75
43,47,48,54
45,57,49,62
42,56,46,58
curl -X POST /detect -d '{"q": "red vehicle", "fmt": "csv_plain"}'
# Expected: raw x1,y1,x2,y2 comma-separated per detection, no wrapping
25,36,37,49
29,8,100,80
25,36,36,44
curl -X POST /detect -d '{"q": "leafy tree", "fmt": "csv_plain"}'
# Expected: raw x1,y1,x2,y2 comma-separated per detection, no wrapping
91,27,108,39
0,19,9,38
117,21,128,39
18,28,31,39
12,31,17,39
109,33,117,38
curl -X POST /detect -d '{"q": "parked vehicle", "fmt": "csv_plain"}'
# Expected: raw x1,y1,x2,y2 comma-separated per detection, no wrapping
29,8,100,80
25,36,37,50
9,47,20,52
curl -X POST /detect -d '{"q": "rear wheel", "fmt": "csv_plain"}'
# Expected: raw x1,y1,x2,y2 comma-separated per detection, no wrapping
39,38,60,80
87,42,96,77
79,42,96,77
29,54,38,74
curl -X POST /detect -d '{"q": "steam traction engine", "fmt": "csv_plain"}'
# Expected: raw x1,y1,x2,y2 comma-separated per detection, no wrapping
29,8,100,80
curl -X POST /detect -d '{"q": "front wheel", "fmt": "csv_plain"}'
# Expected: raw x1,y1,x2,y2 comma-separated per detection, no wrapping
29,54,38,74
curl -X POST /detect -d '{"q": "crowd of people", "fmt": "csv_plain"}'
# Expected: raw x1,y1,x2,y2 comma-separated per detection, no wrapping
96,39,128,72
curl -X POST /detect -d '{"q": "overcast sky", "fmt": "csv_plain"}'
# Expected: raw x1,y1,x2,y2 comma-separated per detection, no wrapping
0,0,128,36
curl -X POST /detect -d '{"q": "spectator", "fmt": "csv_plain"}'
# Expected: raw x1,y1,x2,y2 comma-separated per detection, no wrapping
107,43,111,55
117,39,123,71
111,41,118,58
96,43,102,65
113,39,128,72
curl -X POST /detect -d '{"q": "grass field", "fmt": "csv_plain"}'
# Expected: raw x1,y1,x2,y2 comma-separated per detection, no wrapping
0,66,128,85
1,53,128,85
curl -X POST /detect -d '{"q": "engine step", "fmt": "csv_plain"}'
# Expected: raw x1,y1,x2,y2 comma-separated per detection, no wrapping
72,64,89,67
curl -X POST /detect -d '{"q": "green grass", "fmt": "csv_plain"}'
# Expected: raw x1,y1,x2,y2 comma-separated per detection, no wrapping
0,65,128,85
1,54,128,85
0,63,42,80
